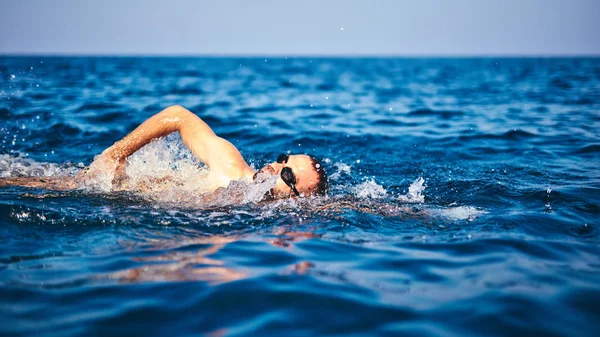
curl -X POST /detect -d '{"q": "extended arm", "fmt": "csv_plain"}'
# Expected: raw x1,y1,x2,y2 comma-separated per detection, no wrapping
86,105,253,183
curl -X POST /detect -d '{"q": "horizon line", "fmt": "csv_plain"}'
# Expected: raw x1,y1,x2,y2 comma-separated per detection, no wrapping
2,52,599,58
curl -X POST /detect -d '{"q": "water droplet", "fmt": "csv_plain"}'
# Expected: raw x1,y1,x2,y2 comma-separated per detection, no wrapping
325,96,329,100
340,27,344,31
10,74,15,80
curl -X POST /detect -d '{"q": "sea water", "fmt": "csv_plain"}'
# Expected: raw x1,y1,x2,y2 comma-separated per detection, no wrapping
0,57,599,336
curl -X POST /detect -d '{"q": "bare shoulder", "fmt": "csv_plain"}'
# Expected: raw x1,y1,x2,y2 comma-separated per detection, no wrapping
205,136,254,179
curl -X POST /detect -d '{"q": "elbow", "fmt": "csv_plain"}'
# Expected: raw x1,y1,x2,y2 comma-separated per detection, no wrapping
163,105,194,121
167,104,185,110
165,105,189,115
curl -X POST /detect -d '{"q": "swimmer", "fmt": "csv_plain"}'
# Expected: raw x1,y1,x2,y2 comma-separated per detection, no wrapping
0,105,329,199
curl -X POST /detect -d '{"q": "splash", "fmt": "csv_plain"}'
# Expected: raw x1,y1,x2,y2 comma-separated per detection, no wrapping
0,154,72,178
106,136,277,207
434,206,487,221
398,177,426,203
328,162,351,181
124,136,209,192
352,179,387,199
0,136,279,208
239,174,278,204
545,186,552,211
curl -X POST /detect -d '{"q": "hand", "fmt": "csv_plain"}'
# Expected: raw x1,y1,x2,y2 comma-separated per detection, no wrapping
111,159,128,189
76,152,127,189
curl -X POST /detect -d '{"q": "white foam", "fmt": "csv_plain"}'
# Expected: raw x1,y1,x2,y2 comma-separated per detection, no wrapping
124,137,208,192
239,174,278,204
0,154,68,178
328,162,351,181
353,179,387,199
1,150,492,221
0,135,282,208
102,136,284,207
398,177,426,203
434,206,488,221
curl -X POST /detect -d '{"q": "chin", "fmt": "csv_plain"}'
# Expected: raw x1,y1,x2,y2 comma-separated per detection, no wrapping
261,189,276,201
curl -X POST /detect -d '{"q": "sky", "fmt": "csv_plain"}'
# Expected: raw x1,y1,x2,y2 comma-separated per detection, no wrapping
1,0,599,56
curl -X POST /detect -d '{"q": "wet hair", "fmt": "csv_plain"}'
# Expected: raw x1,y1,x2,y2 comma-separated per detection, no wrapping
308,156,329,196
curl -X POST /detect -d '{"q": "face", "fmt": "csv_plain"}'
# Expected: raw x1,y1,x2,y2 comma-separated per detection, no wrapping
256,154,320,198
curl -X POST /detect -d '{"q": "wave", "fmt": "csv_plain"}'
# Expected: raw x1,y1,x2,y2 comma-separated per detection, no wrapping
458,129,538,141
407,109,465,119
75,102,124,113
574,144,600,154
167,86,203,95
238,106,280,113
48,122,82,136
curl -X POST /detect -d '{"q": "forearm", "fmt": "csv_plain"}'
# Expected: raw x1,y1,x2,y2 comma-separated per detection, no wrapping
101,106,189,162
79,105,223,189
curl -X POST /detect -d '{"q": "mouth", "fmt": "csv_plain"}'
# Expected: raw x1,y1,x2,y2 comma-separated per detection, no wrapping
253,165,276,183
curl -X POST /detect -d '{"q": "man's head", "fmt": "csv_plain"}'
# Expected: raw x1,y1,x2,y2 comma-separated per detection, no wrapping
255,154,328,198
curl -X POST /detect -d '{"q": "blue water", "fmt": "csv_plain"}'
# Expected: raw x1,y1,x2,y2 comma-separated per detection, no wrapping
0,57,599,336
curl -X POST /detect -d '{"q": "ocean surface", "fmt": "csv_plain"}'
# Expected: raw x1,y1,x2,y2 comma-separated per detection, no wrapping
0,57,599,336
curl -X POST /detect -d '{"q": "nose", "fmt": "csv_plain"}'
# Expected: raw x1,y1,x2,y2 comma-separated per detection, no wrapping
259,163,281,175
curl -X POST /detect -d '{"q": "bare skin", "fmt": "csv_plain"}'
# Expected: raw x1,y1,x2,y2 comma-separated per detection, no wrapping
0,176,77,190
0,105,322,198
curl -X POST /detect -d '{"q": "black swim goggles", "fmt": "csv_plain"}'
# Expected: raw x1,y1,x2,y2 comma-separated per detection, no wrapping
277,153,300,196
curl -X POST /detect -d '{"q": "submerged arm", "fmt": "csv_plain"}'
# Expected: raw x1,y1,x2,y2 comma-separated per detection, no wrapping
0,176,77,190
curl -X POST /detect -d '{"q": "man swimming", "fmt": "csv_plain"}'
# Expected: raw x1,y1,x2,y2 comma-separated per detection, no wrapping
0,105,329,199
